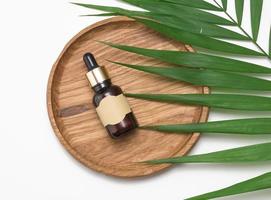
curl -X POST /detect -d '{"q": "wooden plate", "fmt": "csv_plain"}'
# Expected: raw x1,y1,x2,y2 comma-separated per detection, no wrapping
47,17,209,178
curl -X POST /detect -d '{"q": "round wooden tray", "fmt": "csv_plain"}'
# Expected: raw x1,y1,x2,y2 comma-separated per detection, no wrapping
47,17,209,178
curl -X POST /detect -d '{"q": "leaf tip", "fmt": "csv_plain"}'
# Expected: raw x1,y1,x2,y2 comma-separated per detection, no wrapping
140,159,161,165
140,125,153,130
124,93,133,97
70,2,82,6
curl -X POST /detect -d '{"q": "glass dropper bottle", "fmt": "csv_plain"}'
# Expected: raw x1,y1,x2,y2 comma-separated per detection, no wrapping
83,53,138,139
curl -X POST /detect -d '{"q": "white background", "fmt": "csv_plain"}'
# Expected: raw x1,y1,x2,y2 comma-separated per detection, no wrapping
0,0,271,199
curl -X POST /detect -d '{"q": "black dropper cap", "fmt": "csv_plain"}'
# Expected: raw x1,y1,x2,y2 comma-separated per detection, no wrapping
83,53,99,71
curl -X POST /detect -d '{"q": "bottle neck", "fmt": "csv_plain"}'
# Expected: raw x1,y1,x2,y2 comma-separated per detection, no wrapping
92,79,112,93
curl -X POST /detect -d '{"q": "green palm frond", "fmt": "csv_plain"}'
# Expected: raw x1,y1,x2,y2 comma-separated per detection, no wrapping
103,43,271,73
235,0,244,25
142,118,271,135
76,3,248,40
161,0,222,11
133,17,261,55
112,61,271,91
221,0,227,10
145,142,271,164
250,0,263,41
73,0,271,57
186,172,271,200
126,93,271,111
121,0,233,25
73,1,271,199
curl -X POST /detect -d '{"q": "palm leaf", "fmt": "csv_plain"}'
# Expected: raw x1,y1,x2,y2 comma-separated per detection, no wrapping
161,0,222,11
145,14,247,40
186,172,271,200
74,3,247,40
74,2,266,56
126,93,271,111
74,1,271,199
145,142,271,164
121,0,234,25
143,118,271,135
221,0,227,10
112,62,271,91
250,0,263,41
235,0,244,25
134,17,262,55
104,43,271,73
72,2,143,15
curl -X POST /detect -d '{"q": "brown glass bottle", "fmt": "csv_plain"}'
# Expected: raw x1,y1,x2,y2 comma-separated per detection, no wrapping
83,53,137,139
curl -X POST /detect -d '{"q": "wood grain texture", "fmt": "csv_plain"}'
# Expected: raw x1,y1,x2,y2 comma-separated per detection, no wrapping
47,17,209,178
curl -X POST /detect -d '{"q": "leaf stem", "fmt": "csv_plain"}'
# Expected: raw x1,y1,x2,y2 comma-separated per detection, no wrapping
213,0,270,58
